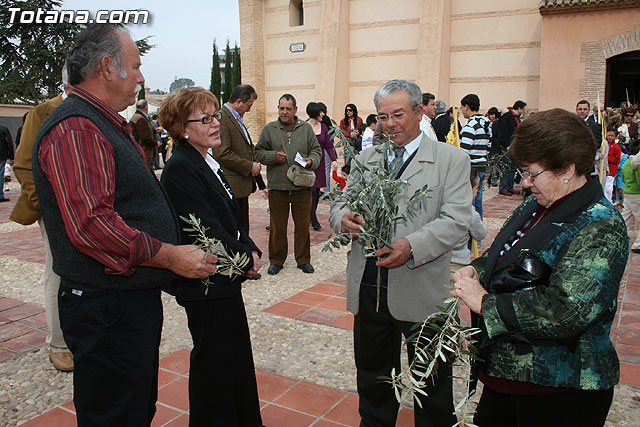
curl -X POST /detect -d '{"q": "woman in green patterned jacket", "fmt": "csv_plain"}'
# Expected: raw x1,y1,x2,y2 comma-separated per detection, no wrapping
452,108,628,427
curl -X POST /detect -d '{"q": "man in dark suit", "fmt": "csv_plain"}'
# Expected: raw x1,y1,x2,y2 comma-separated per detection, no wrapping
497,100,526,196
212,84,266,240
129,99,157,169
577,99,607,181
577,99,602,140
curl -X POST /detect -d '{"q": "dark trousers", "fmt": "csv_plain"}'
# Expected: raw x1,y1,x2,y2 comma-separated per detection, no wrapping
236,196,250,235
268,188,312,266
474,384,614,427
499,154,516,193
180,294,262,427
311,187,322,224
354,285,456,427
58,284,163,427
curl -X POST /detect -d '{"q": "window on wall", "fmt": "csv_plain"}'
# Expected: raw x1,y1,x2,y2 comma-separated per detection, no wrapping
289,0,303,27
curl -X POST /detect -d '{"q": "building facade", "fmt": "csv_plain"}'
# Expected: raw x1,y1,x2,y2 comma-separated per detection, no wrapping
238,0,640,134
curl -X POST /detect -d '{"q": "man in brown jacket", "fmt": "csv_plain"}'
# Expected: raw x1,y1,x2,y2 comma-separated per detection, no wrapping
129,99,156,169
10,66,74,372
212,85,266,233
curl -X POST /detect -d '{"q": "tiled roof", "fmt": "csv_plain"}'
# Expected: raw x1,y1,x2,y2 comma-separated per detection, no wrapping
539,0,640,14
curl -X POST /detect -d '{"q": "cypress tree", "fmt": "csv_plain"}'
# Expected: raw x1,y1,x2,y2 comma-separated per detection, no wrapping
232,43,241,89
210,39,221,101
222,40,232,104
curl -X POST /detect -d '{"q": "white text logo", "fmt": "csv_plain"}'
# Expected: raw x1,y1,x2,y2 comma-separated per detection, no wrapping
8,8,150,24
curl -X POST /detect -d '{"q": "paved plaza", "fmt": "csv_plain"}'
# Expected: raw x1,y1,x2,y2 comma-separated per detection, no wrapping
0,174,639,426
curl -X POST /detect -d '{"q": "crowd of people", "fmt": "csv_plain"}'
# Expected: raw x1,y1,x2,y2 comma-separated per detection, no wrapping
5,23,640,427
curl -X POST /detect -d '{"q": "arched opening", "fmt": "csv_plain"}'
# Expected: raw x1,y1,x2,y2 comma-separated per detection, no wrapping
606,50,640,107
289,0,303,27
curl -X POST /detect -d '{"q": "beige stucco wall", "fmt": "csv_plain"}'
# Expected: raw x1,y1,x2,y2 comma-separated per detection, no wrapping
539,9,640,112
241,0,639,132
449,0,541,113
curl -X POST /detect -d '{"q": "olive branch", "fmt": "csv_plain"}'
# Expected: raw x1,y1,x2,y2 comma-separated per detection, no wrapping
180,214,251,295
382,297,481,426
322,125,481,425
322,128,429,310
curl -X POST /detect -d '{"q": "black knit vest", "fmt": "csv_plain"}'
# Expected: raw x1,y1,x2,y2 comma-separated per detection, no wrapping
32,94,179,290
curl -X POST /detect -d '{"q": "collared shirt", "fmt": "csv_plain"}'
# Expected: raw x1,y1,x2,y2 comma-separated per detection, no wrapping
419,115,437,141
38,87,161,277
205,149,234,199
224,103,251,144
387,132,422,165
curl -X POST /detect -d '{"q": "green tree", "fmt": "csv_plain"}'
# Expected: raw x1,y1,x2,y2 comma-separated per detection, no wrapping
210,39,221,101
0,0,81,104
222,40,232,104
0,0,155,104
231,43,241,90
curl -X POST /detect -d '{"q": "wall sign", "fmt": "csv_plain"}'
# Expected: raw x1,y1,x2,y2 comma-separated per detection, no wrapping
289,42,306,53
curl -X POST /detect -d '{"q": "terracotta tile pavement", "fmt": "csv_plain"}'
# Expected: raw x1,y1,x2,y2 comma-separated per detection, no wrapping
0,297,47,362
263,274,353,330
21,348,416,427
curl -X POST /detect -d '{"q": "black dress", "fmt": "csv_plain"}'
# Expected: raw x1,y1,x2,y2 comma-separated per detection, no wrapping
161,142,262,427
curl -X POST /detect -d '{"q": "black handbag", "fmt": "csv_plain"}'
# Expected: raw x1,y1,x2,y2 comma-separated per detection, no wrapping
491,249,551,293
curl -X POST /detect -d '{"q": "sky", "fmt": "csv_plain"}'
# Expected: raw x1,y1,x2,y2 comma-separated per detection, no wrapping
59,0,241,92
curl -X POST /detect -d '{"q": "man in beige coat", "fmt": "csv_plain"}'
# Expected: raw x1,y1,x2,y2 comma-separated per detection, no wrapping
329,79,472,427
10,68,74,372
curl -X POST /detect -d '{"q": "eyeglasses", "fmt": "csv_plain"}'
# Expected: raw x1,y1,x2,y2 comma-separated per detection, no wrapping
377,112,407,122
346,108,353,112
625,114,634,118
516,168,546,182
186,111,221,124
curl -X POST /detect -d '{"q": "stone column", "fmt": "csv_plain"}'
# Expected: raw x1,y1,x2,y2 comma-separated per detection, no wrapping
238,0,265,137
416,0,450,102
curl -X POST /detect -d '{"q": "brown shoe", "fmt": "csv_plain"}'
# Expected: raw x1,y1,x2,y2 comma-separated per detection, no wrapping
49,348,74,372
509,189,521,195
498,191,512,196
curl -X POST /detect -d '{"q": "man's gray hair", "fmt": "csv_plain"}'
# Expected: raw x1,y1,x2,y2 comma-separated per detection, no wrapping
374,79,423,113
66,24,130,86
435,100,446,114
136,99,147,110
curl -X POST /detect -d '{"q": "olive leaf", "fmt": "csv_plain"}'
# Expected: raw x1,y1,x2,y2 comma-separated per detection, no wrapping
180,214,251,295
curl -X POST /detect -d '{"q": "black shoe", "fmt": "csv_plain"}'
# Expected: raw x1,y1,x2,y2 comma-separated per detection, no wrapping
632,249,640,254
265,225,270,230
249,273,261,280
297,263,314,274
311,220,321,230
267,264,283,275
0,197,9,202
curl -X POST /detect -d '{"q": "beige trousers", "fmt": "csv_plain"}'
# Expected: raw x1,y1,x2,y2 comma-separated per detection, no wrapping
39,219,68,352
622,193,640,251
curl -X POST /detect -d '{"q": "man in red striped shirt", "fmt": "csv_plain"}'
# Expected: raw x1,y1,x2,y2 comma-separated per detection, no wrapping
32,24,217,426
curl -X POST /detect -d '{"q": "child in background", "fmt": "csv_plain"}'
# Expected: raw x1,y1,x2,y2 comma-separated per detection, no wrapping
621,139,640,253
606,129,622,203
332,164,350,191
450,169,488,277
615,145,629,207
